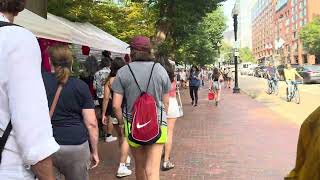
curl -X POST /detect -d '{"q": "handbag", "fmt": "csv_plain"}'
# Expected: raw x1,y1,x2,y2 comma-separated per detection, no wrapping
208,91,215,101
176,87,184,117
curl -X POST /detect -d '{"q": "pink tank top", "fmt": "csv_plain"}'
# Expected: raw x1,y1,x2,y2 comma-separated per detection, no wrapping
168,81,176,97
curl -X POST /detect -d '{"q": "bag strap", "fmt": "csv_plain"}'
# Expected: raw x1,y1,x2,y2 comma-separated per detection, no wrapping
127,63,156,93
49,85,63,118
0,21,15,27
0,21,20,164
0,121,12,163
127,64,142,93
146,63,156,92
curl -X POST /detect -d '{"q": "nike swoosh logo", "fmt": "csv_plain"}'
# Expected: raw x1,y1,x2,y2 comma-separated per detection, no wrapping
137,120,151,129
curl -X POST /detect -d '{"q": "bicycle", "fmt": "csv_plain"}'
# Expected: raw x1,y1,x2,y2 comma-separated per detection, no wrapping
286,81,301,104
267,78,279,95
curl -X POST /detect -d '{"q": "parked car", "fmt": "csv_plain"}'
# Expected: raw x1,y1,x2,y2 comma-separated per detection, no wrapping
247,66,256,76
254,66,267,78
240,63,253,75
296,65,320,84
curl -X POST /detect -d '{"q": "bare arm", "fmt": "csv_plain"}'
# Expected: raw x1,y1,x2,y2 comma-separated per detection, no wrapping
295,70,303,79
113,93,124,125
82,109,99,168
102,81,111,125
31,157,55,180
162,93,170,114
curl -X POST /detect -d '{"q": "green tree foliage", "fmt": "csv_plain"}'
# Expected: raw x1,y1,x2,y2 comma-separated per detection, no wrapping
48,0,227,66
239,47,255,63
220,41,233,63
179,9,226,65
300,16,320,56
48,0,156,42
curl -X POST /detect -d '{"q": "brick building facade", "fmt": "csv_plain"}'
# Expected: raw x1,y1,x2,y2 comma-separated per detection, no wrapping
252,0,276,65
252,0,320,65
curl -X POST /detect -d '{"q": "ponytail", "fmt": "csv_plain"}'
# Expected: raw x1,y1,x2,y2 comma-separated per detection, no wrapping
48,45,73,85
55,66,71,85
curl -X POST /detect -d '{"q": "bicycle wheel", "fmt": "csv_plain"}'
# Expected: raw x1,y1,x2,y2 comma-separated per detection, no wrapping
274,83,279,95
294,87,300,104
267,82,272,95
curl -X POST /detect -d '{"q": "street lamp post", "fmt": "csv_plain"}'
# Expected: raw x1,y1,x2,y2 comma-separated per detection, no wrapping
232,1,240,94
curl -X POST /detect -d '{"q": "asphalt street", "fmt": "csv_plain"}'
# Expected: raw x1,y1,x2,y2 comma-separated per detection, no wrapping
239,75,320,124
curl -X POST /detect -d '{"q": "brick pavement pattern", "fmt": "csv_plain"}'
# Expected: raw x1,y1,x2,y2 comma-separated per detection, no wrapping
90,87,299,180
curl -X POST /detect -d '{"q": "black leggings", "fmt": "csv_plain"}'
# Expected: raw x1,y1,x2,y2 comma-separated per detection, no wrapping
189,86,199,104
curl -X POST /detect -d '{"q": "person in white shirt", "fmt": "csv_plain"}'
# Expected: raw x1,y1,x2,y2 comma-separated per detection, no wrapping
179,69,187,88
0,1,59,179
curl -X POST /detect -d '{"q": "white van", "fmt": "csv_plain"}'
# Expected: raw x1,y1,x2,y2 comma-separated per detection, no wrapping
240,62,253,75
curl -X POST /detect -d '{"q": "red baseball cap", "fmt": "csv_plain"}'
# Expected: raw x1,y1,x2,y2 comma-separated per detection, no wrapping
128,36,151,52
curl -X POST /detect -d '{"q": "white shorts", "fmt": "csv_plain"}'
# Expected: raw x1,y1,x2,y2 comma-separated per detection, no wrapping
213,81,221,90
167,97,181,118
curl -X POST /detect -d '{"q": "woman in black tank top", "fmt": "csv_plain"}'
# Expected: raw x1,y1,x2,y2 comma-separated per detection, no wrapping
101,58,132,178
210,68,224,106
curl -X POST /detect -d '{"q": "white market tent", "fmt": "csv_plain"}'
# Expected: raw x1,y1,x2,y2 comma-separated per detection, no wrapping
15,9,129,54
77,23,129,54
47,14,130,54
15,9,72,43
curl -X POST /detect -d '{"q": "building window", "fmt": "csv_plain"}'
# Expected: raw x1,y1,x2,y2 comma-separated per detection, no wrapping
303,54,308,64
294,56,298,63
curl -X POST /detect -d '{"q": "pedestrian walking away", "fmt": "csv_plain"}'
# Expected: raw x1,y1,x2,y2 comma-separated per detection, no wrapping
156,58,180,171
189,66,201,107
225,67,232,89
112,35,171,180
43,45,99,180
0,2,59,179
163,77,181,171
101,57,132,178
94,55,118,143
180,69,187,88
210,68,224,106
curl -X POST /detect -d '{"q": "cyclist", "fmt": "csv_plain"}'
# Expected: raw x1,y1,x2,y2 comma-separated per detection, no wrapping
284,64,303,101
266,63,280,94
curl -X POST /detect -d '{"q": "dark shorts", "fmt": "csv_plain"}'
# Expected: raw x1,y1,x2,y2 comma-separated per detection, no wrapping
98,98,115,118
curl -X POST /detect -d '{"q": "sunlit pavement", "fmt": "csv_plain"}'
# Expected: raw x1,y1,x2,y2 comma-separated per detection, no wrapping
90,86,299,180
239,75,320,125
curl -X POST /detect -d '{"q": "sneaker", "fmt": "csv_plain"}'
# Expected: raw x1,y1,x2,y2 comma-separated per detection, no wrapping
162,161,175,171
116,165,132,178
105,136,117,143
125,156,131,167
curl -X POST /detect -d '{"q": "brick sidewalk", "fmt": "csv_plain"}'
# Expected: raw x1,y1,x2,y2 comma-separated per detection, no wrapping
90,87,299,180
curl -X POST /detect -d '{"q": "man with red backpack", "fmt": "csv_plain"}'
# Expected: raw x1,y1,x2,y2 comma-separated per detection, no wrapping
112,36,171,180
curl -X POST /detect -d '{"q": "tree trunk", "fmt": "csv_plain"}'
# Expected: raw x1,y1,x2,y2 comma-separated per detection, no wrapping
25,0,48,18
154,0,176,45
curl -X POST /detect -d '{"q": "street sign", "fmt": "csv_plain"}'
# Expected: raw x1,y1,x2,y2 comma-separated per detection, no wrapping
235,51,240,57
234,41,240,49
